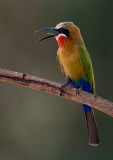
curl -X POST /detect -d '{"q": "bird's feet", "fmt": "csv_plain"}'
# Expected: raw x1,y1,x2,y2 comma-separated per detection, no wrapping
60,81,70,96
76,86,82,96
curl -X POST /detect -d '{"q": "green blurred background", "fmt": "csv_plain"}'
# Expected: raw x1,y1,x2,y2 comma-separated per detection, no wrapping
0,0,113,159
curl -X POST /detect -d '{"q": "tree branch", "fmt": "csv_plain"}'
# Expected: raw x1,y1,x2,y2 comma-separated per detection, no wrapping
0,68,113,117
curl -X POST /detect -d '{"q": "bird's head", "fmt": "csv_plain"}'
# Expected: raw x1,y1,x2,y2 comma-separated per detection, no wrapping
35,22,84,47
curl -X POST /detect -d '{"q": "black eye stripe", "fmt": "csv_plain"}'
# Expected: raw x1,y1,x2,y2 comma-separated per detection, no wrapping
58,28,69,37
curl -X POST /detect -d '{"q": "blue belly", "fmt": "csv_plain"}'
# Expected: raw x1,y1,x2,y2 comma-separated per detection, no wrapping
67,77,92,112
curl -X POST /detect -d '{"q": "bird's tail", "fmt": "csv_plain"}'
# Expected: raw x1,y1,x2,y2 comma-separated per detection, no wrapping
84,106,100,146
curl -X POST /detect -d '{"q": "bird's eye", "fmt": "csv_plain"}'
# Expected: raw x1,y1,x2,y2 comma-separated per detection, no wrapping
58,28,69,37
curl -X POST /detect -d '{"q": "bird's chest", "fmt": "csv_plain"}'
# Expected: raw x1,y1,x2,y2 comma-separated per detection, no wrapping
57,47,85,80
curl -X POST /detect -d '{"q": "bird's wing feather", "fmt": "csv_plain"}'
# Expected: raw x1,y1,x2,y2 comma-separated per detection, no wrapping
79,46,95,94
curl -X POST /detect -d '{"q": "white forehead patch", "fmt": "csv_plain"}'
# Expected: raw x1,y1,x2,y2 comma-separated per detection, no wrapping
55,33,66,41
55,21,74,29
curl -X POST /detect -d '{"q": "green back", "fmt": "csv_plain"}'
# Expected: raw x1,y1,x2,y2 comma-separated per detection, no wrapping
79,46,95,94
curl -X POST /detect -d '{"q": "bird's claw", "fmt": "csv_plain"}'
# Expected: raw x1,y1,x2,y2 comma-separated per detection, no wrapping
60,82,70,96
76,87,82,96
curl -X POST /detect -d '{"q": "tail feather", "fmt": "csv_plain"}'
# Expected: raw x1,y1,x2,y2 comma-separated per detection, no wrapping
85,110,100,146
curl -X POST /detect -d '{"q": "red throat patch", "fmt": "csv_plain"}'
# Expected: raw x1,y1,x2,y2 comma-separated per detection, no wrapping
57,34,66,47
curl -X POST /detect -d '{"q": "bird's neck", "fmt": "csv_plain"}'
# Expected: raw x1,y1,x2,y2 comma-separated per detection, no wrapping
57,35,85,49
57,34,67,47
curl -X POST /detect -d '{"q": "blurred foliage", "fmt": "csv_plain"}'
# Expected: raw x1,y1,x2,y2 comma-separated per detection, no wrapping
0,0,113,159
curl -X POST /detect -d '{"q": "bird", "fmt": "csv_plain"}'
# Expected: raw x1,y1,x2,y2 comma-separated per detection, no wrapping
35,21,100,146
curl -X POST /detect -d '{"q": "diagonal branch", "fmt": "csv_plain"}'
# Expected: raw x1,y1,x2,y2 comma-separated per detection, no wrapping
0,68,113,117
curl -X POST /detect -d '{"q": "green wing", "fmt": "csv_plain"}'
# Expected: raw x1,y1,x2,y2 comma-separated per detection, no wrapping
79,46,95,94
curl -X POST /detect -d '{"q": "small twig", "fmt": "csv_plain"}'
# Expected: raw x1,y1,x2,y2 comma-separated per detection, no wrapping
0,68,113,117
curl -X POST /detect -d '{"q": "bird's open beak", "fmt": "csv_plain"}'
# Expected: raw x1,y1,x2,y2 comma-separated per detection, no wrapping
35,27,59,43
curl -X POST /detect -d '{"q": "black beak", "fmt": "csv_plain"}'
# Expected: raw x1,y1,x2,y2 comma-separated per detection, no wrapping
34,27,59,43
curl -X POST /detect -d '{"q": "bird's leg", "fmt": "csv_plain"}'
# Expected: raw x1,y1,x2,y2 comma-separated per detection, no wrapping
60,77,71,96
76,86,82,96
61,77,71,88
61,81,70,88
